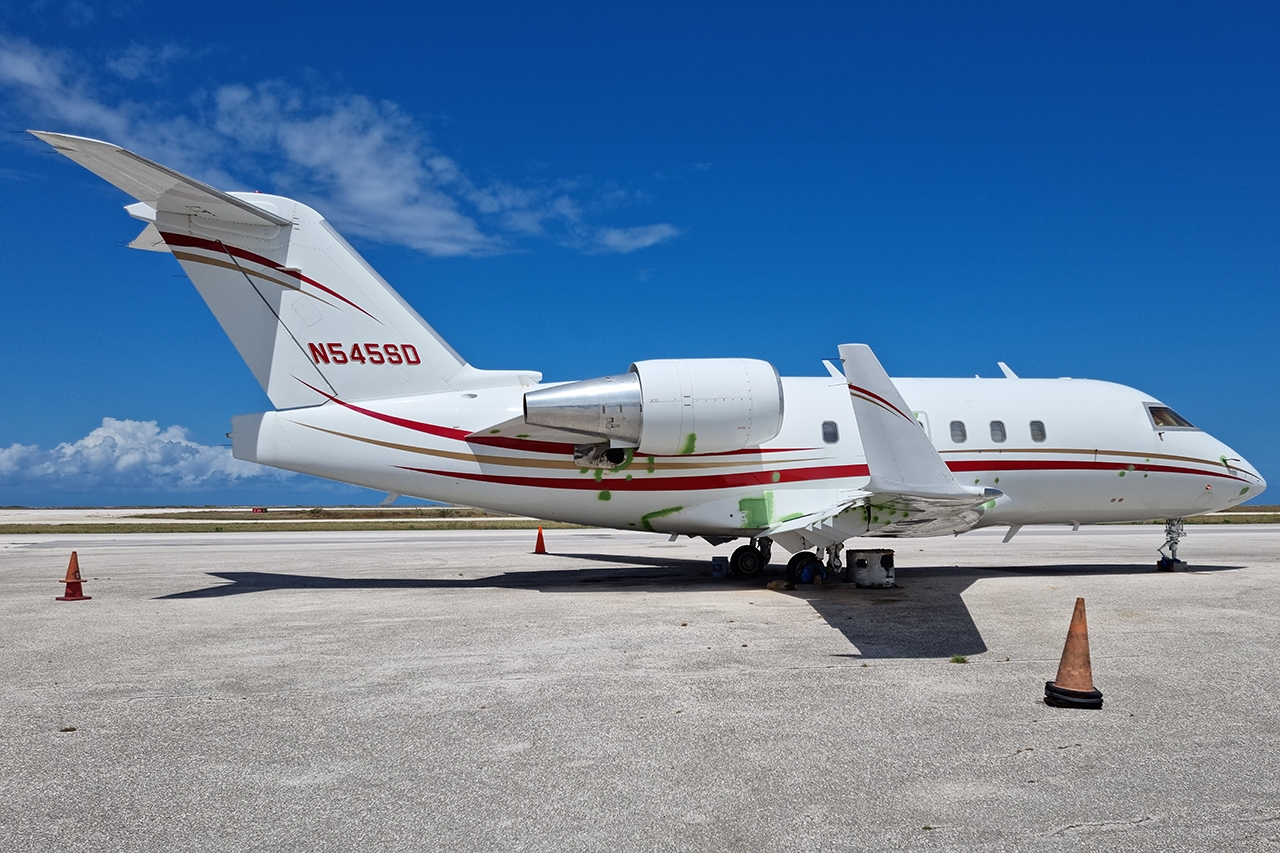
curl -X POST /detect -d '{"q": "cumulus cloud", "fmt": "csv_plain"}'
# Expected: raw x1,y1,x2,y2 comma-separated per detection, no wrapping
0,418,290,491
0,36,680,257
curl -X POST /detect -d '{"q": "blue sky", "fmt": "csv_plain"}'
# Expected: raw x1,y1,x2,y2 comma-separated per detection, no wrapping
0,2,1277,506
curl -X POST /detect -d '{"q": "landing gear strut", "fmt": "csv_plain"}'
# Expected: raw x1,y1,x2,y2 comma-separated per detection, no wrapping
825,544,844,579
1158,518,1187,571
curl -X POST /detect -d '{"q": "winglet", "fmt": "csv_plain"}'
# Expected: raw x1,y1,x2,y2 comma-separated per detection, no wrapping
839,343,971,499
28,130,291,227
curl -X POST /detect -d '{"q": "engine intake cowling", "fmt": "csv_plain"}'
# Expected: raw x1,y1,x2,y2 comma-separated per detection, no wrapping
523,358,784,455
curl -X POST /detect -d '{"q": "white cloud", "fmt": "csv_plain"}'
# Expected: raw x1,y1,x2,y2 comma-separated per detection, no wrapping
0,418,290,491
0,36,680,257
0,36,132,141
105,42,190,81
591,223,681,253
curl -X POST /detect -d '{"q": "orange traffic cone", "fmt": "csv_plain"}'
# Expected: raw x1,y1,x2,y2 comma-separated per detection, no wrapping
56,551,92,602
1044,597,1102,708
534,527,547,555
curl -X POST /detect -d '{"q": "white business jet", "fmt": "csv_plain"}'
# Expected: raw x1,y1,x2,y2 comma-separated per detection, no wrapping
31,131,1266,576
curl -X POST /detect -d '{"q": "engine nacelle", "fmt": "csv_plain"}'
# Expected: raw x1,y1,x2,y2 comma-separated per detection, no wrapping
523,358,784,455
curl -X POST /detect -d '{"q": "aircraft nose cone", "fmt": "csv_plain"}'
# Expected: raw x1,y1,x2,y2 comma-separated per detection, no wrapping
1231,457,1266,503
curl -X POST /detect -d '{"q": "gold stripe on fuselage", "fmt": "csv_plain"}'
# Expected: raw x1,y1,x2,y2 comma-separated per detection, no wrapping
938,446,1228,470
295,423,824,472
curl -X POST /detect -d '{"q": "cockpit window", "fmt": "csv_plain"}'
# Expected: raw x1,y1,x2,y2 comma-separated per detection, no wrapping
1146,404,1197,430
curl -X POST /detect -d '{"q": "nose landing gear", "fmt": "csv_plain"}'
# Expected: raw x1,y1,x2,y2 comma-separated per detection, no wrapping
1158,518,1187,571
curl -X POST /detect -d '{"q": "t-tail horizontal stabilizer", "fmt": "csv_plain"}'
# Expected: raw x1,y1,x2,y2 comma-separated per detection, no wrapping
32,130,540,410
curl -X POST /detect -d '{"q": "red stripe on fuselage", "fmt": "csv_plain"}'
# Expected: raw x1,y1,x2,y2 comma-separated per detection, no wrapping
296,380,815,457
160,232,379,321
401,463,872,492
945,458,1247,482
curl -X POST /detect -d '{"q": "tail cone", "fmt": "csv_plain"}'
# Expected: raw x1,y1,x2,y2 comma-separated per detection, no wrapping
1044,597,1101,709
534,527,547,555
56,551,92,602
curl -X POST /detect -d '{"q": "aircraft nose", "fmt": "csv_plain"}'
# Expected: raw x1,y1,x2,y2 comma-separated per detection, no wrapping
1227,454,1266,503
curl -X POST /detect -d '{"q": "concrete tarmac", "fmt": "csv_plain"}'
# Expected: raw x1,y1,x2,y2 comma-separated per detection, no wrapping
1,525,1278,852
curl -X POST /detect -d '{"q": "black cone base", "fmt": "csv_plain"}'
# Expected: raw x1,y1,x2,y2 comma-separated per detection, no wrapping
1044,681,1103,709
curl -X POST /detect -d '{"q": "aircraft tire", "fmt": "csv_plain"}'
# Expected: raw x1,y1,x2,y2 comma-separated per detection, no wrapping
786,553,824,583
730,545,765,577
785,552,811,583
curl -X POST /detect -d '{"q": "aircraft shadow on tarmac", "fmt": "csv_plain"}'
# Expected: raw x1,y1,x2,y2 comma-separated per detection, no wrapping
158,555,1241,659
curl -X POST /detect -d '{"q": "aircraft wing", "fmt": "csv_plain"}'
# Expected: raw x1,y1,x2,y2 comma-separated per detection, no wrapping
765,344,1000,552
28,131,291,227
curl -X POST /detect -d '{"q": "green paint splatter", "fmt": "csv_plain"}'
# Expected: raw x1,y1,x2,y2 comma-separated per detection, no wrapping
1240,487,1250,496
737,492,775,528
1119,471,1126,477
640,506,683,531
593,468,604,482
489,429,501,434
598,490,611,501
994,477,1000,484
625,474,633,480
678,433,697,455
982,499,997,510
974,478,981,484
516,434,529,439
770,471,781,483
614,448,635,472
647,455,656,473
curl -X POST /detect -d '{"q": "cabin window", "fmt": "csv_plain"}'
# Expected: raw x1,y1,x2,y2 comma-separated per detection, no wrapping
1146,405,1197,430
822,421,839,444
990,421,1006,443
1030,420,1046,442
949,420,967,443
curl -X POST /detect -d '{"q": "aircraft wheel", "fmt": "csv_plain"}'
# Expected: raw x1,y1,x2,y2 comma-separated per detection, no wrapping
790,553,823,584
730,544,765,577
785,552,811,583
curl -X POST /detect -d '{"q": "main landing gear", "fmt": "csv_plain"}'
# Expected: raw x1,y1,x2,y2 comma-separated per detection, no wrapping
786,545,844,584
1158,518,1187,571
730,537,773,577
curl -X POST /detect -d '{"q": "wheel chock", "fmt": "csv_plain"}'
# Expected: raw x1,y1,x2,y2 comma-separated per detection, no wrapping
56,551,92,602
1044,597,1102,709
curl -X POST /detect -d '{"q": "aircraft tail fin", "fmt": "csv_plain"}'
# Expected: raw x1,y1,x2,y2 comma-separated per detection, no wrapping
33,131,539,409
